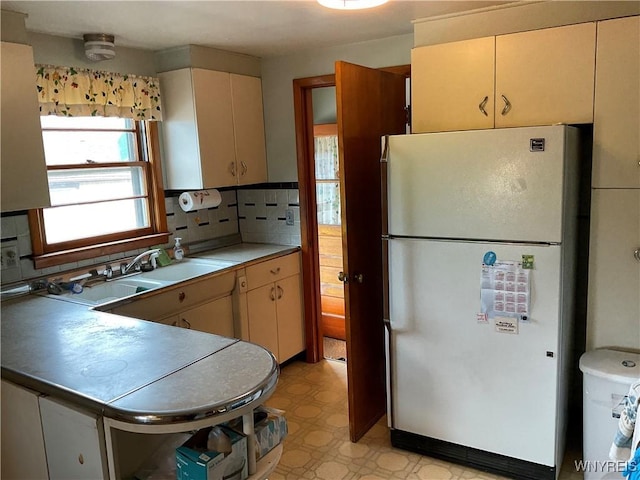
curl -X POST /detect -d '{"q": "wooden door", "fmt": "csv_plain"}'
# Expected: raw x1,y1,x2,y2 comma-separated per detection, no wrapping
495,22,596,127
411,37,495,133
335,61,406,441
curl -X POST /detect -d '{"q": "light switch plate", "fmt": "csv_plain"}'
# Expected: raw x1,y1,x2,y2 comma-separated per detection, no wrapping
285,209,294,226
1,245,19,270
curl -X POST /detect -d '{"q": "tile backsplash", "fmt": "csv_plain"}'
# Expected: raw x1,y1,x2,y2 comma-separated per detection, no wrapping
0,187,301,286
238,188,301,246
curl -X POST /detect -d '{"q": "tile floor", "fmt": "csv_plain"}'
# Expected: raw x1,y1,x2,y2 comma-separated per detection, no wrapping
265,359,585,480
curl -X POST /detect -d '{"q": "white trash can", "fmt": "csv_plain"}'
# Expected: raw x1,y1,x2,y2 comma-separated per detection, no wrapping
579,349,640,480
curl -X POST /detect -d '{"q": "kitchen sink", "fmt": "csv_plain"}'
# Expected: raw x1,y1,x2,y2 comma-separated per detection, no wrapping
136,258,236,282
54,278,170,306
44,258,236,307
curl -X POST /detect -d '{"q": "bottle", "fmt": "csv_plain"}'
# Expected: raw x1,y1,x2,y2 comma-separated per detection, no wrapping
173,237,184,261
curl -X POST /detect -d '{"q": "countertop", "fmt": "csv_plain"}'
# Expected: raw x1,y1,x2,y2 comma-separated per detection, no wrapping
0,242,298,424
193,242,300,265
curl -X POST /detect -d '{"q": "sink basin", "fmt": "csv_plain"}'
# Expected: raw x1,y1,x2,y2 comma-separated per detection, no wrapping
137,258,236,282
56,278,169,306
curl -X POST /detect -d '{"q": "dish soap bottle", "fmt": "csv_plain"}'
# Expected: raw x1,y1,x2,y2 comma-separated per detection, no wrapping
173,237,184,262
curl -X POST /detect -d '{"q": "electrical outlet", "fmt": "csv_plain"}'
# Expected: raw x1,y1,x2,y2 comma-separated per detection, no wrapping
1,245,18,270
285,209,295,226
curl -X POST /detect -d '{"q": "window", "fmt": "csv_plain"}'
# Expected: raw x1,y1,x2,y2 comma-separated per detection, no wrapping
314,125,341,226
29,116,168,269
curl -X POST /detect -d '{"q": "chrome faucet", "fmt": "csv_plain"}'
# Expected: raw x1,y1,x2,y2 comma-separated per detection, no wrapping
120,249,161,275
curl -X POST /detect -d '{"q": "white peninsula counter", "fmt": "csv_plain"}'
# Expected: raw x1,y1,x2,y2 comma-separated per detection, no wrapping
1,294,281,479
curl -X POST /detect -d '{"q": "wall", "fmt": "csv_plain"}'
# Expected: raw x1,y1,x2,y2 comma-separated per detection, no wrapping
261,33,413,182
312,87,337,125
0,192,242,285
29,32,157,76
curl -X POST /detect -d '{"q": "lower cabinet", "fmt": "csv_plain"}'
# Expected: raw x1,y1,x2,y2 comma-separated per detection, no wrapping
1,380,49,479
111,271,236,337
39,397,107,480
245,253,305,363
1,381,107,480
162,295,234,337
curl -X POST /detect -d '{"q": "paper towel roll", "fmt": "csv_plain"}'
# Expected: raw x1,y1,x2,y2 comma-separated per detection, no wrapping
179,189,222,212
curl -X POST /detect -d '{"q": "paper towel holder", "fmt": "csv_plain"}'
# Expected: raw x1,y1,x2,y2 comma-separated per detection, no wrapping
179,189,222,212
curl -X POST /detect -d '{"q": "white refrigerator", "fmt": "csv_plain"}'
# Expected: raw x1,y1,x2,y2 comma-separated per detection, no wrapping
382,125,580,480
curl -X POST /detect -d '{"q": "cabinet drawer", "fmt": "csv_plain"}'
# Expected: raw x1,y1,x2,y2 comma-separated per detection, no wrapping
246,253,300,290
113,271,236,321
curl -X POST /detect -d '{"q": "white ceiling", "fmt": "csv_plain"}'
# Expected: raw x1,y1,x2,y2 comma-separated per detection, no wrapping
3,0,510,58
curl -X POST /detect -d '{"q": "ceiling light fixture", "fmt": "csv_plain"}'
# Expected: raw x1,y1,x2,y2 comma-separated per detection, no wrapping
317,0,389,10
83,33,116,61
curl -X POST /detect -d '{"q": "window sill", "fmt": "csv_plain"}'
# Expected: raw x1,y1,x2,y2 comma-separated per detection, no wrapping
32,233,171,270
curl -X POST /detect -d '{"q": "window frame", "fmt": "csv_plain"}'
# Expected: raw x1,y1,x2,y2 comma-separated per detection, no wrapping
29,121,169,269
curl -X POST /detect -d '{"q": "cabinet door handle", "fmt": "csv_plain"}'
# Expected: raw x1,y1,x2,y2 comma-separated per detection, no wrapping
277,285,283,299
241,161,248,176
230,162,236,177
178,291,186,303
500,95,512,116
478,96,489,116
171,320,178,326
182,318,191,329
634,249,640,262
270,267,281,275
270,287,276,301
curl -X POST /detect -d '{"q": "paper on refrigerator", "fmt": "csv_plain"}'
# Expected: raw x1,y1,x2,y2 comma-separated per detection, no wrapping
480,261,531,324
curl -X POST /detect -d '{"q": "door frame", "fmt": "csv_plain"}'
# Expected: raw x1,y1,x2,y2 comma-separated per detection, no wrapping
293,65,410,364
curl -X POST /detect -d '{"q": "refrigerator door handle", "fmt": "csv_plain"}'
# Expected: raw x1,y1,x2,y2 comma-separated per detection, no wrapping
384,316,394,428
381,135,390,237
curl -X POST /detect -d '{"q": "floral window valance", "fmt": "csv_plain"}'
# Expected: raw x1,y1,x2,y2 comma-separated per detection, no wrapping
35,65,162,121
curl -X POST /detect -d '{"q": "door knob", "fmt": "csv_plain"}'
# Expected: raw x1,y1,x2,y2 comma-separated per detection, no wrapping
353,273,364,283
338,271,349,283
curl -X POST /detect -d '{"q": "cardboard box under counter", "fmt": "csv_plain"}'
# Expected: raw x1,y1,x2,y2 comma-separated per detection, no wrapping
176,426,247,480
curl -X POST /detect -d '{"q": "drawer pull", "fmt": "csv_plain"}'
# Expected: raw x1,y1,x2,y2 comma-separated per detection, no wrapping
277,285,284,299
178,291,186,302
270,267,281,275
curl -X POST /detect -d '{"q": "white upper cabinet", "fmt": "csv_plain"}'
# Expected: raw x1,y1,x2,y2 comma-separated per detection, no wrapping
495,22,596,128
411,37,495,133
592,16,640,188
1,42,50,212
159,68,267,190
411,23,596,133
230,74,268,186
